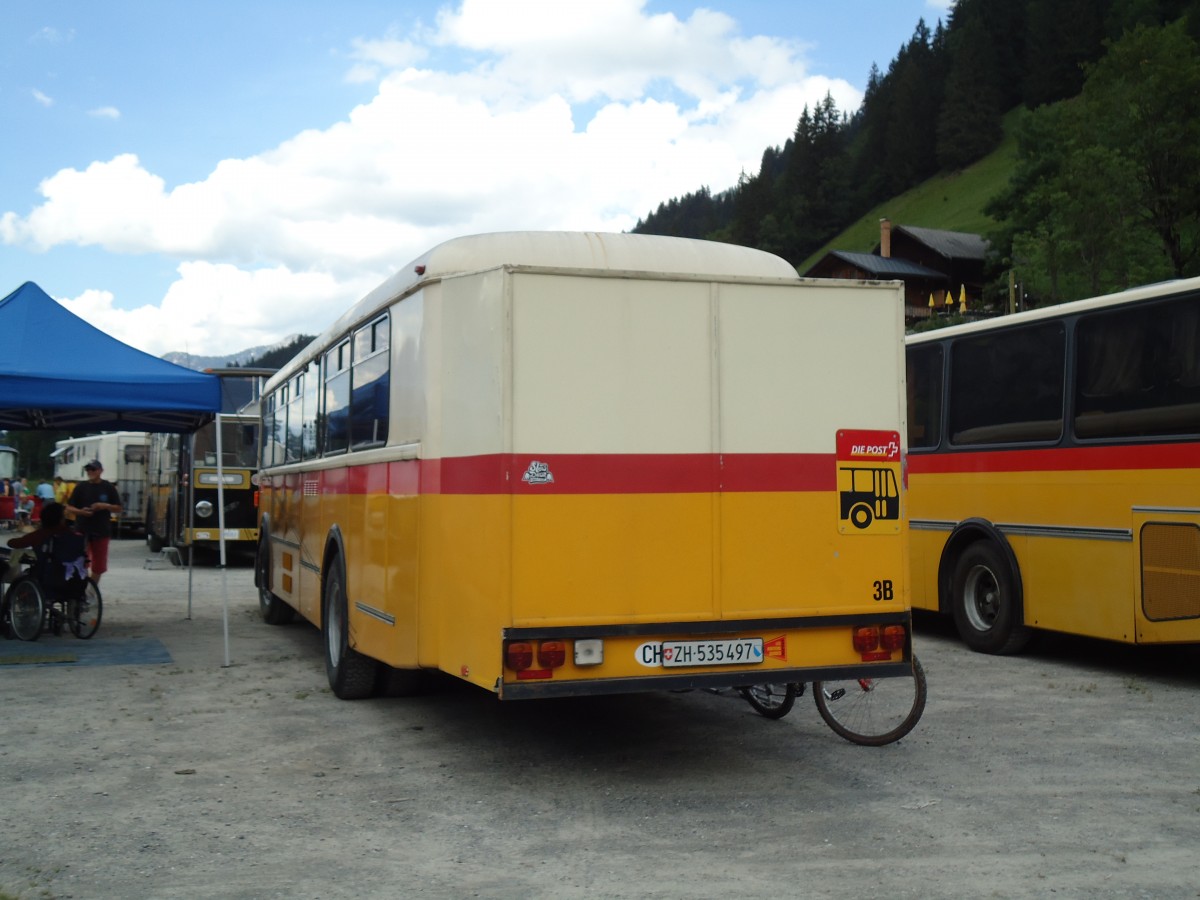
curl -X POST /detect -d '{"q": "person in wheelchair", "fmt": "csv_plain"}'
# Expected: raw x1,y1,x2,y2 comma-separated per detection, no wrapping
6,501,88,596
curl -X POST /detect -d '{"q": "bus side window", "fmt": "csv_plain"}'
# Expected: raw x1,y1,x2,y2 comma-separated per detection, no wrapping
906,343,943,450
350,316,390,449
949,322,1065,446
1075,295,1200,439
325,341,351,455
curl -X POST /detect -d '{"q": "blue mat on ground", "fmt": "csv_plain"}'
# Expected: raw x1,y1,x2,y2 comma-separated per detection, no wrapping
0,637,173,667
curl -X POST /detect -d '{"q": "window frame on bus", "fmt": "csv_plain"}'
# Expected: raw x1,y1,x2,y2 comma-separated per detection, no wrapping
1072,294,1200,442
348,313,390,451
323,338,352,456
946,319,1067,448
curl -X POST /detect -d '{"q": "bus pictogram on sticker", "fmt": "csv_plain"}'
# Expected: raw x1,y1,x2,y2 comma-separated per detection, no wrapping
836,429,902,534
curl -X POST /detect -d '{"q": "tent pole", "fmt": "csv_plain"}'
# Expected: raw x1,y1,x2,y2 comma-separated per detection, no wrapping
187,430,195,619
215,413,231,668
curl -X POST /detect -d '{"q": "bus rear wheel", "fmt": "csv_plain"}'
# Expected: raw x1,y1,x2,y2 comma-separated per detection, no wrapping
951,541,1031,654
322,555,378,699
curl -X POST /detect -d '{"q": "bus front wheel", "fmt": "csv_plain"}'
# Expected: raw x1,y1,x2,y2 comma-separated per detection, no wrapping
145,504,163,553
322,555,378,699
950,541,1031,654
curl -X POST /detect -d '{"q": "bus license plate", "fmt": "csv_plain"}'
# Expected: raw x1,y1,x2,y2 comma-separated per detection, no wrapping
661,638,763,668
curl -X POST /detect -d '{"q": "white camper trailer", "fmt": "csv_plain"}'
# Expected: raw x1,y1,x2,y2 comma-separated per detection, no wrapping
52,431,150,534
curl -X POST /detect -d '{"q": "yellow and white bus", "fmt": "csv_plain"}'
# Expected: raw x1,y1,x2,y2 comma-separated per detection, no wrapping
255,231,912,702
907,276,1200,653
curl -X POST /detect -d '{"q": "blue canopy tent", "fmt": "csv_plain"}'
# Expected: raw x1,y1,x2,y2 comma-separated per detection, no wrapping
0,281,237,662
0,282,221,432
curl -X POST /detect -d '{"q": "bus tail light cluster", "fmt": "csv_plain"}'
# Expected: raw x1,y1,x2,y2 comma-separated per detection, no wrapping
852,624,907,660
504,638,604,680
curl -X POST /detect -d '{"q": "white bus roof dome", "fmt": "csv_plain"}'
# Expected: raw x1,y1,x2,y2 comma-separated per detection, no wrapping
278,232,802,387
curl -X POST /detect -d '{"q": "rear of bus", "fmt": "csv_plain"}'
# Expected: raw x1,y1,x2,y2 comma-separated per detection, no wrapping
432,269,912,699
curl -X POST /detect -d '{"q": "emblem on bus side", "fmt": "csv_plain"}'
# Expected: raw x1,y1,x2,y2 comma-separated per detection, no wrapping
835,429,902,535
521,460,555,485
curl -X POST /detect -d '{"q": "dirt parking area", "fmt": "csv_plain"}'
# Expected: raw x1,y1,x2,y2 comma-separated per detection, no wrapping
1,538,1198,899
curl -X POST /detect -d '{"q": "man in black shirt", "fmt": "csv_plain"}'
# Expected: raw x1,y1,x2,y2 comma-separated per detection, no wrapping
66,459,122,583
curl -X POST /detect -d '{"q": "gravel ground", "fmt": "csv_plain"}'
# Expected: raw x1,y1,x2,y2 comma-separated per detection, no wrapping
1,538,1198,900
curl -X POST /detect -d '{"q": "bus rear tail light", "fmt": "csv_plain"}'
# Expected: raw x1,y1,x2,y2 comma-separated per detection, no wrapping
507,638,603,678
506,641,534,671
852,626,880,653
537,640,567,668
881,624,907,651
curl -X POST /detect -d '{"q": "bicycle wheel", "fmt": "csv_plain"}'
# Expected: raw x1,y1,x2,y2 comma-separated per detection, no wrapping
6,576,45,642
70,580,103,639
814,656,927,746
740,683,799,719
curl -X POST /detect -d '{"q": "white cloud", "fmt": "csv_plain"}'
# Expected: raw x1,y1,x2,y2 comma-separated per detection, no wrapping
57,264,378,358
88,106,121,119
32,89,53,107
4,0,861,357
31,27,73,44
346,33,429,83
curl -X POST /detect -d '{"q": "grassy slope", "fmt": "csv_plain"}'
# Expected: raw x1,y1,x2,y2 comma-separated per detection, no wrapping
798,109,1023,272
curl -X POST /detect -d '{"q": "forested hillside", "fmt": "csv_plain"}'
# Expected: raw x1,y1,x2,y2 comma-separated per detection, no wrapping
634,0,1200,307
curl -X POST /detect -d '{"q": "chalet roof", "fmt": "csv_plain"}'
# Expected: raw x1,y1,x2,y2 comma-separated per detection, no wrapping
880,225,989,261
822,251,945,280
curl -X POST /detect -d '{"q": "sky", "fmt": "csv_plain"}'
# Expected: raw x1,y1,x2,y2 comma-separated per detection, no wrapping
0,0,953,359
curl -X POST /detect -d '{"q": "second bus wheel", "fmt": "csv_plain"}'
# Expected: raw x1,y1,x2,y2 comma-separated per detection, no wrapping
951,541,1032,655
322,555,378,699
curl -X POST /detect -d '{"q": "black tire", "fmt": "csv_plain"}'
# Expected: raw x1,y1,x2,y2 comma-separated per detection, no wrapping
256,538,294,625
70,579,103,639
740,683,798,719
814,656,927,746
951,541,1031,654
6,576,44,642
323,555,378,699
145,503,163,552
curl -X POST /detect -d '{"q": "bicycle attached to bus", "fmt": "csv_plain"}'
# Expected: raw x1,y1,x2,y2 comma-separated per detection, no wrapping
737,656,927,746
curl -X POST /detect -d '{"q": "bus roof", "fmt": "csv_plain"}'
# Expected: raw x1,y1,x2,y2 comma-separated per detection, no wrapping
907,275,1200,345
271,232,801,386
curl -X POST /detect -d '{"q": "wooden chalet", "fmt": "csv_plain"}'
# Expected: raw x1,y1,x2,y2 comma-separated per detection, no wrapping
804,219,989,321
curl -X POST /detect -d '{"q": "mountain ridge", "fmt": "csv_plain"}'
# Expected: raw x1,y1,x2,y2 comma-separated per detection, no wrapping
162,334,305,371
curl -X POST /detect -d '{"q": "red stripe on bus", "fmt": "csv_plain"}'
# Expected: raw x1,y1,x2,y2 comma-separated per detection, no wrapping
282,453,838,496
441,453,836,494
908,442,1200,475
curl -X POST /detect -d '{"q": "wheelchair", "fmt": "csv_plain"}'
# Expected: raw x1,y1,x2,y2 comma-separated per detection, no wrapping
0,544,103,642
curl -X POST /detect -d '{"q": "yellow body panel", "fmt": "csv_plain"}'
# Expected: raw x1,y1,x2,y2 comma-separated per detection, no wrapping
910,466,1200,644
263,483,911,694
